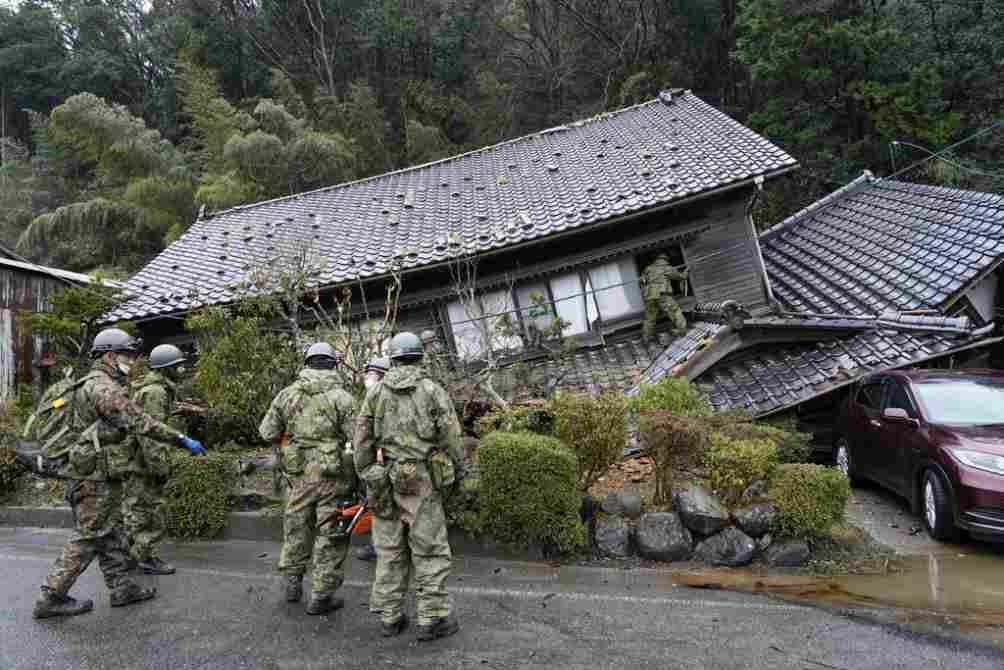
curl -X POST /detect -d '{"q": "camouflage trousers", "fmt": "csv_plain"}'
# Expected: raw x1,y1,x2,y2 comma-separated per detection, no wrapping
122,472,167,562
372,485,453,626
643,295,687,338
44,479,131,596
279,479,352,597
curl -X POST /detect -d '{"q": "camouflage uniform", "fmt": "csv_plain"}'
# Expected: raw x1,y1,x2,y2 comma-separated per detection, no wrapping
122,370,179,563
353,365,464,628
259,368,357,599
44,361,183,598
641,255,688,338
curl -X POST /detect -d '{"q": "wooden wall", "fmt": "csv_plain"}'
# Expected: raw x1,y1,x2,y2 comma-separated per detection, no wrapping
0,266,66,401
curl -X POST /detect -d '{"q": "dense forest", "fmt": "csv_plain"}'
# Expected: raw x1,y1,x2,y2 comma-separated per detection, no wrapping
1,0,1002,276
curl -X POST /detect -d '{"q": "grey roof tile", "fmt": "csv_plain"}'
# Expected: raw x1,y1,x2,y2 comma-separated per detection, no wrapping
107,91,795,322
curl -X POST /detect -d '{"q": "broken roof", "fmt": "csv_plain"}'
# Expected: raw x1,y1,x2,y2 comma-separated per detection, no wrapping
0,257,125,288
106,90,796,322
636,173,1004,417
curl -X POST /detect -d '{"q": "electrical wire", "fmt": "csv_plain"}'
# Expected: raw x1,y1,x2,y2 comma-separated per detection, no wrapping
890,140,1004,180
884,119,1004,182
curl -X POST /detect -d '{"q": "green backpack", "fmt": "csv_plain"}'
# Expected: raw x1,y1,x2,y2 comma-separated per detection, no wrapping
20,373,97,476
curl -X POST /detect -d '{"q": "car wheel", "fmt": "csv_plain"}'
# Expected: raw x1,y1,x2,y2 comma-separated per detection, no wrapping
833,437,859,485
921,470,957,542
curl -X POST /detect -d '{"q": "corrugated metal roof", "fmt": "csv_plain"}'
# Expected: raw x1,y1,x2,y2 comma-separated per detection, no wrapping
105,90,796,322
0,257,124,288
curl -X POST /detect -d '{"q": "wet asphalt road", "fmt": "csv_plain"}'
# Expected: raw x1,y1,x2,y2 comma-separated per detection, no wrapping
0,527,1000,670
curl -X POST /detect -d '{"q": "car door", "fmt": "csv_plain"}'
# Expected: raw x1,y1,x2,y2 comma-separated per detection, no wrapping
874,379,921,495
847,379,887,478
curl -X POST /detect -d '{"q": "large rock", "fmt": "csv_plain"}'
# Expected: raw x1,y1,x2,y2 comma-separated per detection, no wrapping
594,516,631,558
673,483,730,536
694,527,756,567
732,503,778,538
601,492,624,516
765,540,811,568
617,488,643,520
635,512,692,562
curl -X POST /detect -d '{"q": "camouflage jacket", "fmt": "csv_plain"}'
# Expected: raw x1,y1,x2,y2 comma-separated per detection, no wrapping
130,370,182,478
641,256,687,300
62,361,184,482
259,368,356,485
353,365,463,478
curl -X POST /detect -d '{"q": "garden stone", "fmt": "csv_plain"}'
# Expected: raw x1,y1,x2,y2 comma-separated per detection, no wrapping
594,516,631,558
742,480,769,502
233,490,277,511
635,512,692,561
765,540,810,567
601,492,624,516
694,527,756,567
617,488,643,519
732,503,778,538
757,533,773,553
673,483,729,536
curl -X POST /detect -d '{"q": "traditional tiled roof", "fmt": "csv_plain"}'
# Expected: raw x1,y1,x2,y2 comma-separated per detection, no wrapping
631,321,727,389
106,90,796,322
535,333,671,394
762,174,1004,316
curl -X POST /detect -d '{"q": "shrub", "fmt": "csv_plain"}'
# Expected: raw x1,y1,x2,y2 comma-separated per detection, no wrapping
477,431,586,554
628,376,712,416
637,411,709,504
0,447,23,501
714,417,812,464
704,434,779,504
476,402,555,437
163,453,236,539
551,392,628,491
770,464,851,539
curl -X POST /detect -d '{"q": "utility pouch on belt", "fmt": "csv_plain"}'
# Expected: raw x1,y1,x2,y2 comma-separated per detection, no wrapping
67,429,103,477
428,450,455,491
281,444,305,476
316,442,343,479
390,460,421,496
362,464,394,518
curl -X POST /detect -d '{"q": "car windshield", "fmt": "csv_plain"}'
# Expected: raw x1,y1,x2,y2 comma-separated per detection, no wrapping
913,379,1004,425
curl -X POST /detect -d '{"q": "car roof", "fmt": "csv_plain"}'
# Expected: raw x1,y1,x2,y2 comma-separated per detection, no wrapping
865,368,1004,384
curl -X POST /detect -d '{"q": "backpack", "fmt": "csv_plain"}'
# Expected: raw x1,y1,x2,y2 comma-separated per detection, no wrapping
19,373,97,477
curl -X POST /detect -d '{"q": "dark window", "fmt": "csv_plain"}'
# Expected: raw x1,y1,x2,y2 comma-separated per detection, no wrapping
856,383,884,410
885,382,916,417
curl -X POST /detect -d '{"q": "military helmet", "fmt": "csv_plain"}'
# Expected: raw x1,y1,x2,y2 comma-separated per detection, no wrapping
365,357,391,374
149,344,186,369
304,342,342,364
388,332,424,361
90,328,139,358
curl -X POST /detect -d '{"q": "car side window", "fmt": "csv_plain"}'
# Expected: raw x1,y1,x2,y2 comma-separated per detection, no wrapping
885,382,917,418
856,382,884,410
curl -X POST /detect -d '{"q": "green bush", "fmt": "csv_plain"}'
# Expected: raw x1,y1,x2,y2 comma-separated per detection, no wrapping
628,376,712,416
770,464,851,539
477,431,586,554
714,417,812,464
551,392,628,492
0,447,24,501
704,434,778,504
638,411,709,504
476,403,555,437
163,453,236,539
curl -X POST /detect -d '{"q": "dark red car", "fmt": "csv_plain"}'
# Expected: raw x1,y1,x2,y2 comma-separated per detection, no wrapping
835,369,1004,542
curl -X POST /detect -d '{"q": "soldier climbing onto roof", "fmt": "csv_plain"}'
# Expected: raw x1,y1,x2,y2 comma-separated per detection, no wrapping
641,253,688,339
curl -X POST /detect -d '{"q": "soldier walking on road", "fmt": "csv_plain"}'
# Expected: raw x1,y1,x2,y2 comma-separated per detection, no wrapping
34,329,207,620
122,344,187,576
259,342,358,615
354,332,464,641
641,254,688,339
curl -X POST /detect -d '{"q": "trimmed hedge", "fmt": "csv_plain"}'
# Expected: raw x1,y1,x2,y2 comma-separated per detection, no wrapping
163,453,236,539
714,419,812,464
628,376,712,416
551,392,628,492
477,431,586,554
770,464,851,539
476,403,555,437
705,434,778,505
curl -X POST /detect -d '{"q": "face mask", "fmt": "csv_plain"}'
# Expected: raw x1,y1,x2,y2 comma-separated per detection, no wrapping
364,373,381,389
117,362,132,376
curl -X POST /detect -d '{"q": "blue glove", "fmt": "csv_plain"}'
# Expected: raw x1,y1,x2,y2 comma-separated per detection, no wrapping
180,435,207,456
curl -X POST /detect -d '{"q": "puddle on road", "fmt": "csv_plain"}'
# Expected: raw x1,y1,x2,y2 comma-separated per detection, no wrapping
672,546,1004,645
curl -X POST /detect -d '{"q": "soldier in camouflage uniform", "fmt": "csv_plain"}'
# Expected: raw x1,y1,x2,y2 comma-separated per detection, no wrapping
641,254,688,339
356,357,390,565
354,332,464,641
34,329,207,620
122,344,187,576
259,342,358,615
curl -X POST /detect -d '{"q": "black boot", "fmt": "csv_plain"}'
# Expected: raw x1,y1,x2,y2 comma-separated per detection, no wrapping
381,615,409,637
33,590,94,620
284,575,303,603
306,594,345,615
416,615,459,642
139,557,176,575
354,545,377,562
110,582,157,608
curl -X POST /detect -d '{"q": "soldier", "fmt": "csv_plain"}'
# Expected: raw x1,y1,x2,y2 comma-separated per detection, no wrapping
122,344,187,576
356,357,390,564
34,328,206,620
354,332,464,641
641,253,688,339
259,342,358,615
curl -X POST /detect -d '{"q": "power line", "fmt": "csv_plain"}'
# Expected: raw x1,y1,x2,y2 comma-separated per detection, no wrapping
890,140,1004,181
884,119,1004,182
